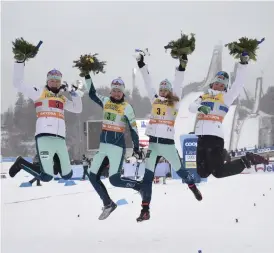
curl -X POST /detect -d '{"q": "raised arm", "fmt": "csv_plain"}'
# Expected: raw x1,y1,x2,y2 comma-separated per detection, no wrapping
85,74,108,108
172,68,185,99
136,55,157,103
224,63,248,106
124,104,139,151
13,62,42,101
172,55,188,99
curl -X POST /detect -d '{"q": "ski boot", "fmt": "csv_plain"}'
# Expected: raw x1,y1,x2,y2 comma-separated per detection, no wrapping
98,201,117,220
9,156,24,177
188,184,203,201
242,152,269,168
136,202,150,222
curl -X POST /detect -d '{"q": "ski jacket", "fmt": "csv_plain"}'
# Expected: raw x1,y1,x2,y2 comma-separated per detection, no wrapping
13,62,82,138
139,65,185,140
85,77,139,150
189,63,248,139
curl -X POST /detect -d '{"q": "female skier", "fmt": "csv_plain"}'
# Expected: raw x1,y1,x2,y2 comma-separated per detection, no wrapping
84,74,143,220
9,60,83,182
135,53,202,222
189,52,268,178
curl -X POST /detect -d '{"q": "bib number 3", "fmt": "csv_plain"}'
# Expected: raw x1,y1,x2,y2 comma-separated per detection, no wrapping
104,112,117,121
153,106,166,116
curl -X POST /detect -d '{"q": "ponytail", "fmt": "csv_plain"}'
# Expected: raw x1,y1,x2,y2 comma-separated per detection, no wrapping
166,92,180,107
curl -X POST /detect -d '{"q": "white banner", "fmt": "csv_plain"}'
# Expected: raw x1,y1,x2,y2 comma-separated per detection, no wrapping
136,120,149,147
185,155,196,162
122,161,170,177
242,163,274,174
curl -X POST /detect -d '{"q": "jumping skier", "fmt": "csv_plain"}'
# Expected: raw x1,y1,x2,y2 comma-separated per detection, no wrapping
189,52,269,178
135,53,202,222
9,58,83,182
84,74,143,220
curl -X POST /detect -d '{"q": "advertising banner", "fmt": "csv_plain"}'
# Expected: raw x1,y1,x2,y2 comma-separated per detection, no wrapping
136,120,149,147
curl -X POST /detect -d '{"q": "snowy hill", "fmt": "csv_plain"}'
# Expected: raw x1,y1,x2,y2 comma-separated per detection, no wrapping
1,163,274,253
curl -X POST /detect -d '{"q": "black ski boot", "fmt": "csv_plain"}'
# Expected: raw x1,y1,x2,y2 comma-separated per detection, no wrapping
98,201,117,220
136,202,150,222
9,156,42,178
188,184,203,201
9,156,23,177
37,179,42,186
243,152,269,168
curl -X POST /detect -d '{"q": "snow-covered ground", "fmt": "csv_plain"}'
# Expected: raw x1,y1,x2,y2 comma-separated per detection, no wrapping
1,164,274,253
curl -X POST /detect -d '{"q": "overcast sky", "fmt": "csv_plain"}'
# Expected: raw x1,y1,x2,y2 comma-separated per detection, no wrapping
1,1,274,112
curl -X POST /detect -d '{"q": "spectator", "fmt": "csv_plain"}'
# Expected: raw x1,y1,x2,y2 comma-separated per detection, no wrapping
81,154,89,180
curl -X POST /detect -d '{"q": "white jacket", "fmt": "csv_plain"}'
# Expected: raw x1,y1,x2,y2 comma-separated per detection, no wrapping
189,63,247,139
139,65,184,140
13,62,82,138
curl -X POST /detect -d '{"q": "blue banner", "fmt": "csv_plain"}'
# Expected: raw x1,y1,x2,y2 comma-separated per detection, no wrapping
181,135,198,169
1,157,33,163
234,146,274,157
171,134,207,183
254,163,274,172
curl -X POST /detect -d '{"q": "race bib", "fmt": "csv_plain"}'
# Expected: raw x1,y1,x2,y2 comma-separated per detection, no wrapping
104,112,117,122
152,104,167,116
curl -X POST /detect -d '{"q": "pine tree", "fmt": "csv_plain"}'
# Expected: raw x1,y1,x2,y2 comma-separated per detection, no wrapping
13,92,26,131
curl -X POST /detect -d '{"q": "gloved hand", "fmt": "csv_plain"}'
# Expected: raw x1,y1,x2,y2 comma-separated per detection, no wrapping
198,105,211,115
60,81,84,97
59,82,69,92
71,80,83,92
80,70,90,77
132,148,144,160
240,51,249,65
136,53,145,68
178,54,188,71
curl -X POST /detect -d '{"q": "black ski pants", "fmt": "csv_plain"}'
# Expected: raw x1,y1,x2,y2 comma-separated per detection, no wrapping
196,135,245,178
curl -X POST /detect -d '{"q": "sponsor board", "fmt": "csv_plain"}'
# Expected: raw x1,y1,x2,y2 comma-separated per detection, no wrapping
185,155,196,162
136,120,149,129
136,120,149,147
234,145,274,157
255,163,274,172
185,142,197,147
185,151,196,155
241,163,274,174
185,162,197,168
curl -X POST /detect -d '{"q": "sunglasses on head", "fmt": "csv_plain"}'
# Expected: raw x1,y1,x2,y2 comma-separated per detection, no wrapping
160,81,170,86
48,69,62,77
216,71,229,79
112,79,124,86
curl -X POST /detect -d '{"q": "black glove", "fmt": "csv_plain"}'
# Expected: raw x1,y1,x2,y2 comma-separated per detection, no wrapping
136,54,145,68
59,83,68,92
132,148,143,160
